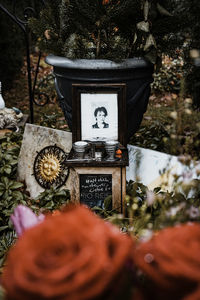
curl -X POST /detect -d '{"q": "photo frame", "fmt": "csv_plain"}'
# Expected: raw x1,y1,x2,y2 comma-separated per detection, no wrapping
72,83,126,145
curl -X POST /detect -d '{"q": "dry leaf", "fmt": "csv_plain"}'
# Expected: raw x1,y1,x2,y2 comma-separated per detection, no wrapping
137,21,149,32
144,34,156,51
157,3,173,17
144,1,150,21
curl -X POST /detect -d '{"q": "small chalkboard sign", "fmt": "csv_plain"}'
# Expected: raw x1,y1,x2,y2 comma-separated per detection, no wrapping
80,174,112,208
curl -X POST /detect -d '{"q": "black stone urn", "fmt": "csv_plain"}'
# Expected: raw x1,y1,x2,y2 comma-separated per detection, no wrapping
45,55,154,142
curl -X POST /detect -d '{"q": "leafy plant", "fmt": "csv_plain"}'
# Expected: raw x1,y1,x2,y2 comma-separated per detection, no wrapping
0,231,16,269
0,132,27,227
0,176,24,203
0,176,27,251
131,93,200,159
0,149,19,177
29,0,185,63
33,187,71,212
35,73,57,103
0,132,27,268
91,195,118,218
152,55,185,93
39,112,69,130
39,113,60,129
130,120,170,152
107,174,200,240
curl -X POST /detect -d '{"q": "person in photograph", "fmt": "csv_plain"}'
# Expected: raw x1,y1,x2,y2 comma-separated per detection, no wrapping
92,106,109,129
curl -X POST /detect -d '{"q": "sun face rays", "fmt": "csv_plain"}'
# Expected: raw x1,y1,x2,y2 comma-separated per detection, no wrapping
34,146,69,189
38,153,61,183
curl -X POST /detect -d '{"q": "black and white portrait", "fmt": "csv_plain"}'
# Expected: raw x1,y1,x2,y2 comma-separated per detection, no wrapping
81,93,118,141
92,106,109,129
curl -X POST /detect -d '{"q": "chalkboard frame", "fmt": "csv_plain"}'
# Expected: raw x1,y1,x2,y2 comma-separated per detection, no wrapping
68,166,126,212
79,174,112,209
72,83,127,146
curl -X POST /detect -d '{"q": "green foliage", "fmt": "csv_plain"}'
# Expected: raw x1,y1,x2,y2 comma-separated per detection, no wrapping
167,0,200,95
108,178,200,239
0,133,26,233
179,0,200,50
0,173,26,266
35,73,57,103
33,187,71,212
0,177,24,204
0,131,22,150
0,132,22,178
0,231,16,269
39,113,60,129
0,148,19,178
29,0,184,63
91,195,117,218
152,55,185,93
130,120,170,152
131,95,200,159
0,132,26,267
38,112,69,130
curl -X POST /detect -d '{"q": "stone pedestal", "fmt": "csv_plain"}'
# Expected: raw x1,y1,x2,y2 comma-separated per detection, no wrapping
68,166,126,212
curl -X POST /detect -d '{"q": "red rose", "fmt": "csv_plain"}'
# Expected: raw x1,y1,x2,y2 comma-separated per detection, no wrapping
133,223,200,300
3,205,134,300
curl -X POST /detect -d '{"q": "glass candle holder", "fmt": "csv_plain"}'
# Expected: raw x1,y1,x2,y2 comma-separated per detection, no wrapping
72,141,88,159
104,140,119,160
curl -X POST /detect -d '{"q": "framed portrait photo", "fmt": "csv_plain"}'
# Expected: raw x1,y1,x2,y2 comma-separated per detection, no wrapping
72,84,126,145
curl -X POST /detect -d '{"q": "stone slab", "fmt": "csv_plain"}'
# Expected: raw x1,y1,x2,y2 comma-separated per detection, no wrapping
126,145,200,192
17,124,72,198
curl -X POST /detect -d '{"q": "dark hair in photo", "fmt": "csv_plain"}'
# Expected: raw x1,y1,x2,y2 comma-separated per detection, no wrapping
94,107,108,117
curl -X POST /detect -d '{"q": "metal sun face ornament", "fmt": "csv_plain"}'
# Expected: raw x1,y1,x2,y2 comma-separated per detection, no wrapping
33,145,69,189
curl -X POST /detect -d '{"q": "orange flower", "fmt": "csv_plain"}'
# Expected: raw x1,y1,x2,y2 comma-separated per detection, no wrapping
3,205,134,300
133,223,200,300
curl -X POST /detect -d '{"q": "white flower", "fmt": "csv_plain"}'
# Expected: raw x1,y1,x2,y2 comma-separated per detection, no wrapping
187,206,200,219
139,229,153,242
182,171,193,184
166,203,186,217
146,190,155,206
169,111,178,119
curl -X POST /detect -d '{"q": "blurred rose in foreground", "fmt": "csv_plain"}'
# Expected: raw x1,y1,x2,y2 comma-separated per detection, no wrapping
133,223,200,300
3,205,135,300
10,205,45,236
